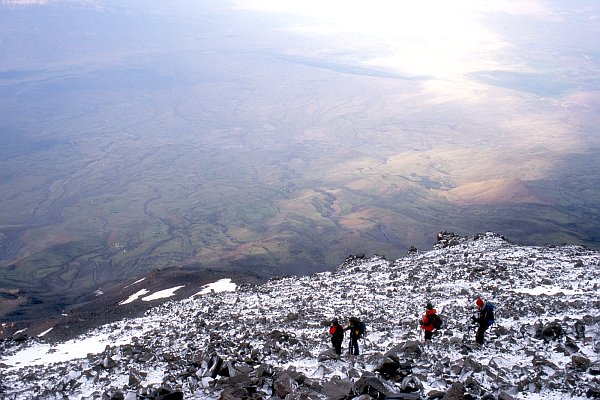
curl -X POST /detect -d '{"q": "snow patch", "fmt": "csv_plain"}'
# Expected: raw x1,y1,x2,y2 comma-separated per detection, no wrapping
141,286,185,301
124,277,146,289
38,327,53,337
119,289,150,305
195,278,236,296
2,332,134,371
509,286,584,296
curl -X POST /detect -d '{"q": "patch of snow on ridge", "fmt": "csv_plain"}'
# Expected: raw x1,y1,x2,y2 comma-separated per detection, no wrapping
2,332,134,371
119,286,184,305
141,286,185,301
38,327,53,337
124,277,146,289
118,289,149,305
195,278,236,295
509,286,585,296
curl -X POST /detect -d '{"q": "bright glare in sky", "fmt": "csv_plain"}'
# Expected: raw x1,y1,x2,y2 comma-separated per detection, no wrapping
236,0,552,79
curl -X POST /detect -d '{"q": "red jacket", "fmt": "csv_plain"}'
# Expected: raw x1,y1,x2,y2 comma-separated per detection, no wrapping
421,309,437,332
329,324,344,339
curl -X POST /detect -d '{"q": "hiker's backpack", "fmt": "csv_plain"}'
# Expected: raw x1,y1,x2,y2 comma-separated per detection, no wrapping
330,325,344,338
349,317,366,338
484,302,495,325
433,313,443,330
359,321,367,337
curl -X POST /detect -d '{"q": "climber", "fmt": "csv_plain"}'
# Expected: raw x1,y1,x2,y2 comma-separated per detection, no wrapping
471,297,495,345
420,302,441,342
345,317,364,355
328,318,345,355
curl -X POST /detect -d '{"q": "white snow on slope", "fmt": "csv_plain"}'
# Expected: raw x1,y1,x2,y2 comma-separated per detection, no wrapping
141,285,185,301
124,277,146,288
195,278,237,295
2,331,136,371
118,289,150,305
119,285,186,305
509,286,585,296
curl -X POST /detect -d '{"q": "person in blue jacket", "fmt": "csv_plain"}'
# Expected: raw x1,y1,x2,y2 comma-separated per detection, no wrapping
472,297,495,345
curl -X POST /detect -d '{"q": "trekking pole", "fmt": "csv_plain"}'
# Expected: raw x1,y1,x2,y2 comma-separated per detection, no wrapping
467,308,480,341
466,310,475,340
415,313,421,341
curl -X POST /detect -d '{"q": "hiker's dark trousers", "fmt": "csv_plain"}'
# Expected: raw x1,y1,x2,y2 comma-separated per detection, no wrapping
476,324,488,345
349,337,359,355
332,338,343,355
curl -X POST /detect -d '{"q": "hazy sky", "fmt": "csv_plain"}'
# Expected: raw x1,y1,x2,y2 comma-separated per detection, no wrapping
234,0,558,78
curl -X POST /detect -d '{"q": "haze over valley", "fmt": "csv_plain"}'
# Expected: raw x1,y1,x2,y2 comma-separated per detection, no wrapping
1,0,600,323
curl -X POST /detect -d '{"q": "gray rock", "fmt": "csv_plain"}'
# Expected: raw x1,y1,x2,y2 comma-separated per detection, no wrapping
321,377,353,399
573,320,585,339
400,375,422,392
128,369,142,387
374,355,401,379
426,390,446,399
498,391,516,400
354,373,401,398
571,354,591,372
223,371,254,386
161,352,179,362
154,388,184,400
563,337,580,355
589,360,600,376
442,381,465,400
385,341,422,360
317,348,340,362
284,365,307,384
12,331,28,342
286,312,300,322
532,355,558,370
587,385,600,398
463,376,482,396
204,353,223,378
274,373,296,398
101,355,118,369
460,357,483,374
124,392,137,400
219,386,249,400
539,321,564,341
110,390,125,400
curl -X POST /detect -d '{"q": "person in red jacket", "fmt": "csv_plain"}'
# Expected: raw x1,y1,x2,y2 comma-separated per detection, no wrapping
329,318,345,355
420,303,437,342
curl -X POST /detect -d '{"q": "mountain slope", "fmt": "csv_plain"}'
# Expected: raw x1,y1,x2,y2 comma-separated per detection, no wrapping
1,232,599,399
440,178,546,205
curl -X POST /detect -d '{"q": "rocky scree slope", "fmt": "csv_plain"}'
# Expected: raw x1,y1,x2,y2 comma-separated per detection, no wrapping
1,232,599,399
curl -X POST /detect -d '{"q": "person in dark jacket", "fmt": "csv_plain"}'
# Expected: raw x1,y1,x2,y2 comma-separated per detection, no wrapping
329,318,345,355
345,317,363,355
472,297,494,345
420,303,437,342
